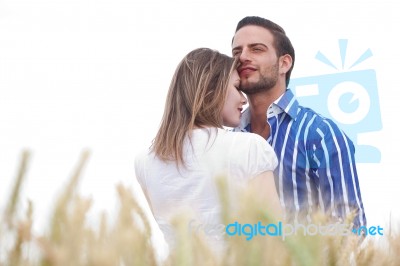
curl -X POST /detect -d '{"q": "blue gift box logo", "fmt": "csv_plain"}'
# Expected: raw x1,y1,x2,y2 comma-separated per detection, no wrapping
289,39,382,163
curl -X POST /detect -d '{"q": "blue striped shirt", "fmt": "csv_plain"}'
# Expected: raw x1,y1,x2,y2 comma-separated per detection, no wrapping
234,89,366,228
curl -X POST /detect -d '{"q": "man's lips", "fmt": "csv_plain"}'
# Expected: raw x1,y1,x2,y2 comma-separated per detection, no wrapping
238,67,256,76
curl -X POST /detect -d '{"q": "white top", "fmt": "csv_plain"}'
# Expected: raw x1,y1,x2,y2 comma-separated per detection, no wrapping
134,128,278,250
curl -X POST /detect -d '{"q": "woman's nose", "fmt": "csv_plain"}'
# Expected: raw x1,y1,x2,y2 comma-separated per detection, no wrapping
240,92,248,105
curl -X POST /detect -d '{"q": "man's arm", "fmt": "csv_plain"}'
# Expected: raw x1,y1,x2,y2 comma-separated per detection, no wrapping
312,119,367,228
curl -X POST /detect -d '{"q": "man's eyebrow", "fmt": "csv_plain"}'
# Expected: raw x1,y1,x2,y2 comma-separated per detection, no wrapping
232,43,268,51
232,45,242,51
249,43,268,48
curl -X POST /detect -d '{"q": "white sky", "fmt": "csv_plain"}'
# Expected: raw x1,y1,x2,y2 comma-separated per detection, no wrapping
1,0,399,245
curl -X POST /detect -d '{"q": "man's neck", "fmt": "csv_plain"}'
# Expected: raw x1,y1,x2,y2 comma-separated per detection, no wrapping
246,87,285,138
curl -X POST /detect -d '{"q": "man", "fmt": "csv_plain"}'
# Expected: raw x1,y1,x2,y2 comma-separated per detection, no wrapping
231,16,366,228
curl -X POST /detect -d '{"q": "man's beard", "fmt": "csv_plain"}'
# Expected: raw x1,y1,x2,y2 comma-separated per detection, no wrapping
240,63,278,95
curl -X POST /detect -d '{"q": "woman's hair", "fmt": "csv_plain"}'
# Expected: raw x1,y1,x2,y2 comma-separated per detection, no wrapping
152,48,237,166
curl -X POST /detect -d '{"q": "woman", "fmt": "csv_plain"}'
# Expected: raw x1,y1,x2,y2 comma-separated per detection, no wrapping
135,48,281,251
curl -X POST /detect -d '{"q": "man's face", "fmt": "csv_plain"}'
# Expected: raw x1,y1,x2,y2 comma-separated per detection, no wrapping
232,25,279,94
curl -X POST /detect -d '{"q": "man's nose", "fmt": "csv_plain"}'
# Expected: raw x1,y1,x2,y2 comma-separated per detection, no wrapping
239,49,251,63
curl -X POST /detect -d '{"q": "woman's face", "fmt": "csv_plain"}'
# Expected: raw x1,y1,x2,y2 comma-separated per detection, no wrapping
221,70,247,127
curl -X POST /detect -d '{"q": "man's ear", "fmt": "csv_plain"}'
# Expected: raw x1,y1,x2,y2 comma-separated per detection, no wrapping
279,54,293,74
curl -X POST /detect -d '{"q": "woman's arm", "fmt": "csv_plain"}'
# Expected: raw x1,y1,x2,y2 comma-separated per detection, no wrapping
249,170,283,221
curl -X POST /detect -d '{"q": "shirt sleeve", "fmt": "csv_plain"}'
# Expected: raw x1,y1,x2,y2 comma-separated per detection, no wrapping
230,133,278,181
311,119,367,228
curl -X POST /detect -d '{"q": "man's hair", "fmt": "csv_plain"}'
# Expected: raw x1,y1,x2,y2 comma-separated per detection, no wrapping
152,48,237,166
235,16,295,87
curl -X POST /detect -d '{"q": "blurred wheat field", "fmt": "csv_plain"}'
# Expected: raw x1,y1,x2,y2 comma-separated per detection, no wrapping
1,151,399,266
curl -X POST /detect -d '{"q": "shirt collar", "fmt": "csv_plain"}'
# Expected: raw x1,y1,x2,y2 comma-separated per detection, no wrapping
271,89,299,120
236,89,299,132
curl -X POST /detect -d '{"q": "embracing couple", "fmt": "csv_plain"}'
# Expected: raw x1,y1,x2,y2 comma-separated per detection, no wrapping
135,16,366,253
